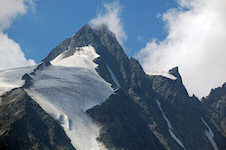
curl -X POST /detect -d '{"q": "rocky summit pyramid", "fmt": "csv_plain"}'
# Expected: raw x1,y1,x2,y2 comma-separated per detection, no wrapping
0,24,225,150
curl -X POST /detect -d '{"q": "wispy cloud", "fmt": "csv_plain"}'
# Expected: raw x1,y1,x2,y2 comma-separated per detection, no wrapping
89,1,126,45
0,0,35,70
136,0,226,99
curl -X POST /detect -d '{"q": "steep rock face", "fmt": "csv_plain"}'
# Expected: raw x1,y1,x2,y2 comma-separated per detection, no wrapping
149,67,188,102
0,88,75,150
202,83,226,135
148,67,221,150
87,89,164,150
89,25,223,150
84,25,182,150
43,38,72,63
43,25,100,63
2,24,224,150
202,83,226,149
42,24,178,149
41,24,226,150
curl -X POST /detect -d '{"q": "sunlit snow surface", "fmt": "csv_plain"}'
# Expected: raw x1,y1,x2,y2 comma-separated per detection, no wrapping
201,118,218,150
0,66,36,96
156,99,186,150
147,72,177,80
27,45,113,150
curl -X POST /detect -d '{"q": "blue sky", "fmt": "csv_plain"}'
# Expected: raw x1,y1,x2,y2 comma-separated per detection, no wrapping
0,0,225,98
5,0,177,62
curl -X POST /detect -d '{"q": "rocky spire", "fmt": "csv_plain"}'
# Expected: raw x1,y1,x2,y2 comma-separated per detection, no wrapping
169,66,182,80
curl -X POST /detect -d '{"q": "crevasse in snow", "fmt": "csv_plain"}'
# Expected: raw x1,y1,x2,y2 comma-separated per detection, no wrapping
201,118,218,150
156,99,186,150
147,72,177,80
106,64,121,88
26,45,113,150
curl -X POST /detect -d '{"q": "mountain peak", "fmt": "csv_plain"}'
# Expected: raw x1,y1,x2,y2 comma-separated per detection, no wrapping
222,82,226,88
93,24,116,39
169,66,178,74
169,66,181,80
93,24,109,30
73,24,93,37
1,22,225,150
42,23,126,65
83,24,92,30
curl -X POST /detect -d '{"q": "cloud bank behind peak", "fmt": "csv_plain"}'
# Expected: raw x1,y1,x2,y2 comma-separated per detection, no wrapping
136,0,226,99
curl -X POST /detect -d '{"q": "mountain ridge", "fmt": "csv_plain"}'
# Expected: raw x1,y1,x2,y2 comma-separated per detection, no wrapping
0,24,225,150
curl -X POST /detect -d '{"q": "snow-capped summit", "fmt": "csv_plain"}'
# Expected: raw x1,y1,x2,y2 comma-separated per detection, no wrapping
0,24,225,150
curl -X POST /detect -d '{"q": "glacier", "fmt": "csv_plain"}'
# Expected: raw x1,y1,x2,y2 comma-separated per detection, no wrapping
26,45,113,150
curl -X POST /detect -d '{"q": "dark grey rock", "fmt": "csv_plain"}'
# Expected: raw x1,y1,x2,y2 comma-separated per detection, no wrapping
202,82,226,149
87,89,165,150
22,73,33,88
0,88,75,150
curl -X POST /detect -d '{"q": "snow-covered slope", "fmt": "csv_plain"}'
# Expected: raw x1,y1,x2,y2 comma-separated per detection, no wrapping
26,45,113,150
0,66,36,96
147,72,177,80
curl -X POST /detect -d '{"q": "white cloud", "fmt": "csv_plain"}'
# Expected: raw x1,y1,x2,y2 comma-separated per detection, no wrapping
0,33,35,70
0,0,35,70
0,0,35,31
89,1,126,45
136,0,226,99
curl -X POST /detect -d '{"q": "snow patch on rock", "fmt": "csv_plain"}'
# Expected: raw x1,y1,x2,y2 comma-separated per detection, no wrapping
147,72,177,80
201,118,218,150
156,99,186,150
106,64,121,88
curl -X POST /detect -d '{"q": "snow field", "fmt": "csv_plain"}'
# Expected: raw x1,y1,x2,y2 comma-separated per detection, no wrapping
27,45,113,150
